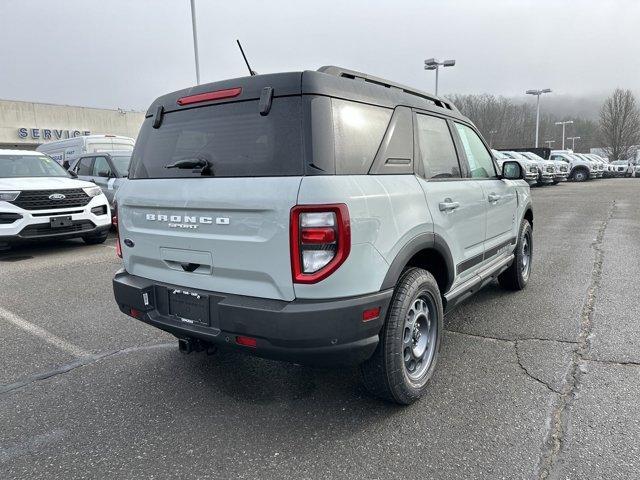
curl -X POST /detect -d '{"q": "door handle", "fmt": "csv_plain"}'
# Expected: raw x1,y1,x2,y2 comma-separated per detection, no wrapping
488,193,501,203
439,199,460,212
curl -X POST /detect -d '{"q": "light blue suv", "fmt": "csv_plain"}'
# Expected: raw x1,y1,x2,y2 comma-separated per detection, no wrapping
112,67,534,404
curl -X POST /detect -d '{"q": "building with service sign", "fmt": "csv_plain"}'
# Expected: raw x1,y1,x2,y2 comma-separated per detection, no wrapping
0,98,145,150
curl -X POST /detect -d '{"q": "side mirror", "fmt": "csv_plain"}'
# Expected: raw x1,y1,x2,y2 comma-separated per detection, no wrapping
68,170,78,178
502,160,524,180
98,170,110,178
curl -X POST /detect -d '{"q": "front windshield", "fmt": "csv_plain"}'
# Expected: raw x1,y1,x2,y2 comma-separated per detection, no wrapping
111,155,131,177
0,154,70,178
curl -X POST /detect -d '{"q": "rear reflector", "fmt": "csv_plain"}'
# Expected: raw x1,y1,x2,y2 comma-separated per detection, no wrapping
362,307,381,322
177,87,242,106
235,336,257,348
129,308,143,319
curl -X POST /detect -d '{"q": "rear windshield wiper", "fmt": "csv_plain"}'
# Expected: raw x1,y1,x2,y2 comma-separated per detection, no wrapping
164,158,214,176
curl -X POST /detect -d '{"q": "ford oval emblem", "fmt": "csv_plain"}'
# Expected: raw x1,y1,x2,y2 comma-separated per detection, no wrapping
49,193,66,200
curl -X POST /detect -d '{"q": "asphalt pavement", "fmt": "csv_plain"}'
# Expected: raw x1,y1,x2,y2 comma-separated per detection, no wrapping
1,179,639,479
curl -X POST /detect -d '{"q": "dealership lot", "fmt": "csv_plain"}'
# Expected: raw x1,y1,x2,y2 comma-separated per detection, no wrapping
1,179,639,479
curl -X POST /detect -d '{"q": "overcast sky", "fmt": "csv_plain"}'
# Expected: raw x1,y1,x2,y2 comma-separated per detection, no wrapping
1,0,638,111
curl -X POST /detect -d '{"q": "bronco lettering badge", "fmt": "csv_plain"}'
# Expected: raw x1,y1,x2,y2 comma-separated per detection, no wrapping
145,213,230,230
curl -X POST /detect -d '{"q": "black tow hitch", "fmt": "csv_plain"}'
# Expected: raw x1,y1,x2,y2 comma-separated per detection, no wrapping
178,338,217,355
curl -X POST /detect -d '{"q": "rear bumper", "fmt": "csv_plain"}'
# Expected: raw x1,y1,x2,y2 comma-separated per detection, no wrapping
112,269,393,366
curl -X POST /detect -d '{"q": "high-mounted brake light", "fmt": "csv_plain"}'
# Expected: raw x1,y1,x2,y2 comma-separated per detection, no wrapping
290,204,350,284
177,87,242,106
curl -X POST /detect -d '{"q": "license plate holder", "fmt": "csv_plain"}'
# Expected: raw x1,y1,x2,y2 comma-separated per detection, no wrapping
169,289,209,326
50,216,73,228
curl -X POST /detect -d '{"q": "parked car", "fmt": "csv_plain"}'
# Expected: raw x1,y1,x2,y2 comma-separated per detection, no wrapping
69,151,131,207
112,66,534,405
36,134,135,168
492,150,538,185
575,153,603,178
501,150,555,185
587,154,610,177
519,151,568,184
0,150,111,251
550,150,595,182
608,160,629,177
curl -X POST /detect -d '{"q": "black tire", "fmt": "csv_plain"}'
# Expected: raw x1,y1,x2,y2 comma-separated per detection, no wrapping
572,169,588,182
82,231,108,245
498,219,532,291
360,268,443,405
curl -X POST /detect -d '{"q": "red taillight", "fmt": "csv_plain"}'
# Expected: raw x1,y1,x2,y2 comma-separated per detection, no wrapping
177,87,242,106
236,336,257,348
129,308,142,319
362,307,381,322
290,204,351,284
300,227,336,244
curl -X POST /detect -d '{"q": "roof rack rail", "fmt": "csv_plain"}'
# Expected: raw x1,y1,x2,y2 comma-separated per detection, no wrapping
317,65,457,112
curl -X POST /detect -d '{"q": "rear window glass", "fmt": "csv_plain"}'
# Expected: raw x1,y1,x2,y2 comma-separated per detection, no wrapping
129,97,304,179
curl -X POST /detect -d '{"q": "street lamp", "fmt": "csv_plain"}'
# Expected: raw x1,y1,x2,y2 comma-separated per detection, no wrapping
424,58,456,96
567,136,581,150
489,130,498,148
555,120,574,150
526,88,552,148
189,0,201,84
544,140,555,148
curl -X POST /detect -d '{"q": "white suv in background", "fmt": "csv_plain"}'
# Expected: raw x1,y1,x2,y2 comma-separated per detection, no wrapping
0,150,111,251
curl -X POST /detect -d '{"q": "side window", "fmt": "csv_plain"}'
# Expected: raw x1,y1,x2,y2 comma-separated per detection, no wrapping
76,157,93,175
92,156,112,177
454,123,496,178
331,99,392,174
416,114,461,179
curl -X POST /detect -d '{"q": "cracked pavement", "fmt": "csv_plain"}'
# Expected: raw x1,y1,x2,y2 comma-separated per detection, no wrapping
1,179,639,479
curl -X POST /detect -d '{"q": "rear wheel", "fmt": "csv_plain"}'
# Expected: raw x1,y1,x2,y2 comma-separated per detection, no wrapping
498,219,532,291
82,231,108,245
360,268,443,405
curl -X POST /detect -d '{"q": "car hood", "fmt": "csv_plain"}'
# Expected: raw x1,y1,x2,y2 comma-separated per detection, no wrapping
0,176,95,191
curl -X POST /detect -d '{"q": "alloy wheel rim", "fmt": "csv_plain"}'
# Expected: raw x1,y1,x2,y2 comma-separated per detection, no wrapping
403,294,437,381
522,232,531,279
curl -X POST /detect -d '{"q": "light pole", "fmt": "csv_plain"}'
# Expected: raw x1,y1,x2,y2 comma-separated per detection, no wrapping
567,136,581,150
424,58,456,96
544,140,555,148
526,88,552,148
189,0,201,84
555,120,574,150
489,130,498,148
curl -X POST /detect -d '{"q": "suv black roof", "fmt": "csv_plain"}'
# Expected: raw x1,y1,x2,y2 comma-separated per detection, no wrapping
145,66,468,123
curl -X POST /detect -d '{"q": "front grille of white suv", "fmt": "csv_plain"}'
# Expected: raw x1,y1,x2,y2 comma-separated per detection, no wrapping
9,189,91,211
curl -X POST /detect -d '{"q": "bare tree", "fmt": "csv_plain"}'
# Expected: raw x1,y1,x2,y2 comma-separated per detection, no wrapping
599,89,640,160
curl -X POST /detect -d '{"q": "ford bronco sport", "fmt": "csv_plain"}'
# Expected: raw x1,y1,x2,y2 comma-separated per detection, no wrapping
112,67,533,404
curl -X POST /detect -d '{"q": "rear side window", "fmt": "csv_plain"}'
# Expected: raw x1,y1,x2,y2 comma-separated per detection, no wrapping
454,123,496,178
92,156,112,177
76,157,93,175
416,114,461,179
332,99,392,174
129,97,304,178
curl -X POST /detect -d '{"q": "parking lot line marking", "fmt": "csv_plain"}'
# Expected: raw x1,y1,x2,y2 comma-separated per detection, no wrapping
0,306,88,357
